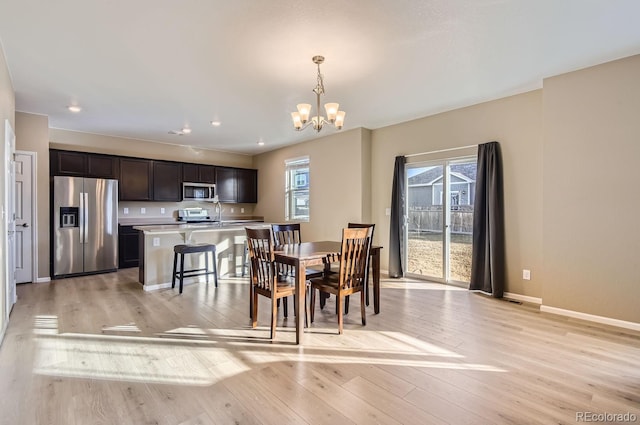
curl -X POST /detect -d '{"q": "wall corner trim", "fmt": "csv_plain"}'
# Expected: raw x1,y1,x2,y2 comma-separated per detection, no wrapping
540,305,640,332
503,292,542,305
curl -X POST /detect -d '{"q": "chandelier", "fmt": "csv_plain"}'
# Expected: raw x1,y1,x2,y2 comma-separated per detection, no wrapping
291,55,345,133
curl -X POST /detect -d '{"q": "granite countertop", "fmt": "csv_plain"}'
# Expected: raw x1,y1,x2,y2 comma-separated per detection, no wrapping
133,220,267,234
120,216,264,226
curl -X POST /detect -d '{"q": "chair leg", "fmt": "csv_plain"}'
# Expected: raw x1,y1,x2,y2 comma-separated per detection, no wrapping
205,251,210,284
282,297,288,318
171,252,178,289
320,292,327,309
179,254,185,294
360,290,367,326
365,274,370,306
212,250,218,288
310,288,316,323
345,295,350,314
336,295,344,334
305,286,311,328
271,297,278,339
251,286,258,328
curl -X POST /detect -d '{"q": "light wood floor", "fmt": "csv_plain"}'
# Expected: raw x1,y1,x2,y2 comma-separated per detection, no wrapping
0,269,639,425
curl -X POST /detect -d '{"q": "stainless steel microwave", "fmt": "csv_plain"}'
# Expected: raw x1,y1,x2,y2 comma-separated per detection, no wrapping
183,182,216,201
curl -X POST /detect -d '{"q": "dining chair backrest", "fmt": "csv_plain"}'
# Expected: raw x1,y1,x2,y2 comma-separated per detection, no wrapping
245,227,276,293
347,222,375,274
271,223,302,245
338,227,372,291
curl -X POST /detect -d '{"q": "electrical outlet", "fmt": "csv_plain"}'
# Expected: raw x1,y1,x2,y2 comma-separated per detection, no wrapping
230,207,235,213
241,208,245,213
123,207,129,215
141,207,146,214
385,208,391,216
523,269,531,280
160,208,165,214
227,253,233,261
152,237,160,247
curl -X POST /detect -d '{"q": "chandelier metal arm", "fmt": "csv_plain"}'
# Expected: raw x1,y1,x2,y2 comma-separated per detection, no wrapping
291,55,345,133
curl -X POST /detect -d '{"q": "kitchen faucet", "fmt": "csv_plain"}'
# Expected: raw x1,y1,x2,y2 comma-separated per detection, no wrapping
213,196,223,223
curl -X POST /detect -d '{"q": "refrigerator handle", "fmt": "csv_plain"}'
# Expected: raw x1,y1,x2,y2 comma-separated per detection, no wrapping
84,192,89,243
79,192,84,244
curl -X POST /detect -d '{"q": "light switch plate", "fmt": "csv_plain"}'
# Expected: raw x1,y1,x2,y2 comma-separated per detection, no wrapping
523,269,531,280
385,208,391,216
152,237,160,247
123,208,129,215
160,208,165,214
241,208,245,213
141,207,146,214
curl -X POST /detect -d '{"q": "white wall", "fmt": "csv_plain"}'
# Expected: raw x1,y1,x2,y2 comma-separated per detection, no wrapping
0,41,16,343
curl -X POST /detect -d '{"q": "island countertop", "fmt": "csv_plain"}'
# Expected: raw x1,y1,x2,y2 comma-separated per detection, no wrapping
133,220,266,234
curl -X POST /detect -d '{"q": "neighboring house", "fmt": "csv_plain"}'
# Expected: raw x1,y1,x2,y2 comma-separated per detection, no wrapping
408,163,476,210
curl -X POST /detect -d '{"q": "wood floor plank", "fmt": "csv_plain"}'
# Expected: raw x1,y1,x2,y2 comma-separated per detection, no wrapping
0,270,638,425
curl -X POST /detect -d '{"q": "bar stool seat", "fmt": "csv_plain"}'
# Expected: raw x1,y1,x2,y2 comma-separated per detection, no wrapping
172,243,218,294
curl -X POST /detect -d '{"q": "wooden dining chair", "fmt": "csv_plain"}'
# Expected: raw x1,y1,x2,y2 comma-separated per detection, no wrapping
271,223,323,317
320,223,376,313
309,227,372,334
246,227,300,339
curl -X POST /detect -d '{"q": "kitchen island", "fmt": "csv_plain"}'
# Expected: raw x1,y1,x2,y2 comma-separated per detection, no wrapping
133,220,267,291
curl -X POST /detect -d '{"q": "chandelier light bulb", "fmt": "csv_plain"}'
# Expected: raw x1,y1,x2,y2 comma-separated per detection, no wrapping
325,103,339,122
335,111,346,129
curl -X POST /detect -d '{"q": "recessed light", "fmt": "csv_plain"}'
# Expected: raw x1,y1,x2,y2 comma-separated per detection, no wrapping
210,121,221,127
257,140,265,146
68,105,82,113
181,127,192,134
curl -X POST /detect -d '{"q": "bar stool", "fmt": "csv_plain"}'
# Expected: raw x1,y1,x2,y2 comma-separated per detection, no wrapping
172,244,218,294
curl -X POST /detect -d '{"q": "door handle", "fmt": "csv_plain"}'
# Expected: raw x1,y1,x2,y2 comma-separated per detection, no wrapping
22,223,29,228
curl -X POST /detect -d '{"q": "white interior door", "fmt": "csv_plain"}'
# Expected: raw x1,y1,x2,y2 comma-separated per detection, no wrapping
14,152,33,283
4,120,16,311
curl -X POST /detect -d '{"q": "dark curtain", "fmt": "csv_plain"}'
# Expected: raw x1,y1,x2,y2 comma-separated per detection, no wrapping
470,141,505,298
389,155,406,278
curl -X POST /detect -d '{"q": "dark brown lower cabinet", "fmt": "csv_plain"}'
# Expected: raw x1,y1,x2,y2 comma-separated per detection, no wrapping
118,225,140,268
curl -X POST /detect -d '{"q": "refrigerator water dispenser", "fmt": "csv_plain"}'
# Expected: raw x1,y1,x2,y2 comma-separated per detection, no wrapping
60,207,78,228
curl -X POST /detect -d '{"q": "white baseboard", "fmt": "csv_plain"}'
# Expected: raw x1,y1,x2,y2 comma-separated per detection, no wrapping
36,277,51,283
142,282,173,292
504,292,542,305
540,305,640,332
0,320,8,347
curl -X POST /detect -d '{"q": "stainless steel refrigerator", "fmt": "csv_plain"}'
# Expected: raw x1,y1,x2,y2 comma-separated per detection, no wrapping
53,176,118,278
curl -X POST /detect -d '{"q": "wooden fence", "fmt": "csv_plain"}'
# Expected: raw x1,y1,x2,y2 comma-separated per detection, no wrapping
407,207,473,234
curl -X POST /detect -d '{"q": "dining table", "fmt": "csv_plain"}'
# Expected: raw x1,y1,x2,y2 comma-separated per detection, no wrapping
273,241,382,345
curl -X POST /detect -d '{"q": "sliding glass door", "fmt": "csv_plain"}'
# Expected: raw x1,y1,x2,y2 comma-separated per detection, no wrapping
405,157,476,284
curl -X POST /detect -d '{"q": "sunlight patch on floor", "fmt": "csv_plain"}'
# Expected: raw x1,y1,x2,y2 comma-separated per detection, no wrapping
31,315,505,386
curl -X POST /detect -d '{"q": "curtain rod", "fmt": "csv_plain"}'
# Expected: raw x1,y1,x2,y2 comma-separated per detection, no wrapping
405,144,477,158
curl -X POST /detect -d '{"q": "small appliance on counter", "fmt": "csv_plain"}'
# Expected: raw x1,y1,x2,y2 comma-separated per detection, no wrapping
177,208,216,223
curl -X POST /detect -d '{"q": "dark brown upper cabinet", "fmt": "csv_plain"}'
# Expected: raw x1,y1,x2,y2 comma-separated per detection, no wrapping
215,167,236,203
236,168,258,203
183,163,216,184
119,158,153,201
50,150,118,179
153,161,182,201
215,167,257,203
87,153,119,179
50,150,87,176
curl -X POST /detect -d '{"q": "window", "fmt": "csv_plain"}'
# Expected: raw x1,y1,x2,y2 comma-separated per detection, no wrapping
285,157,309,221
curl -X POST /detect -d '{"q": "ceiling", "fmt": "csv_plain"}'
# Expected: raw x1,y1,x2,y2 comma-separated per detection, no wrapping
1,1,640,155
